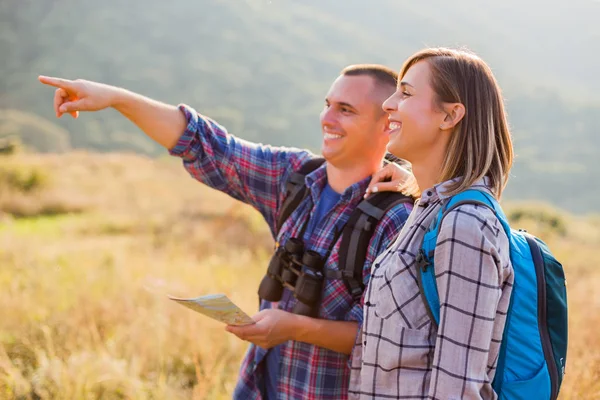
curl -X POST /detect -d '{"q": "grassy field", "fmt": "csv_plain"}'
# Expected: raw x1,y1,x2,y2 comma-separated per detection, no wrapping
0,152,598,399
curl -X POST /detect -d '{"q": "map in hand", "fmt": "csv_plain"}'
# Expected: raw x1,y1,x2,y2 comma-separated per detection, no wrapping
168,293,255,326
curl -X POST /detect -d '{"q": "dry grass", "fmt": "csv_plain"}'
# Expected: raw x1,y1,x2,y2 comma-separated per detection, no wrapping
0,152,598,399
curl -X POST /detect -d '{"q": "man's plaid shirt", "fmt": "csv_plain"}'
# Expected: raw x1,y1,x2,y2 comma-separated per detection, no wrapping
349,179,514,399
169,104,412,399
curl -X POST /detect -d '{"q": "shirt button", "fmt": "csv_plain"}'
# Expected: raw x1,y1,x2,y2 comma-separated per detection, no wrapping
427,191,433,196
365,301,372,307
363,340,367,346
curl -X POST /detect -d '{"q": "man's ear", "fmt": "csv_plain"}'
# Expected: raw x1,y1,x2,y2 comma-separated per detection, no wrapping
439,103,465,131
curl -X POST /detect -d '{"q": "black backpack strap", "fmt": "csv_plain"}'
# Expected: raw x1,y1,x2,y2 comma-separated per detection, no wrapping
335,192,414,301
276,157,325,234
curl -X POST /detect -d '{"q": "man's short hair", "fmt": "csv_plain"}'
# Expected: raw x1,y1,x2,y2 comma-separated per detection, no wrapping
340,64,398,92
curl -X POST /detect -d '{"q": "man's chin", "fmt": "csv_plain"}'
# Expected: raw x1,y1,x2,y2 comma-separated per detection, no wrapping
320,147,334,160
321,151,348,170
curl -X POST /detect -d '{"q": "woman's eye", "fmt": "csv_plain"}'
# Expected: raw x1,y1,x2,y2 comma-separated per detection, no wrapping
402,91,411,97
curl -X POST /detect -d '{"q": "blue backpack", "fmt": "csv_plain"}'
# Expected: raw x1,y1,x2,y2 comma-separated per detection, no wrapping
417,189,568,400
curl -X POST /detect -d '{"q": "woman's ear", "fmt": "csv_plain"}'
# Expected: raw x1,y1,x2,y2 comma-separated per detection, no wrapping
439,103,465,131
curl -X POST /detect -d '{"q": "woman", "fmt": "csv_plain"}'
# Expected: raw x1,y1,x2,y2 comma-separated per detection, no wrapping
350,47,514,399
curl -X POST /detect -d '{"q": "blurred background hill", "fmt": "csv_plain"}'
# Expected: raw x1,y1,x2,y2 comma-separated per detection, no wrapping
1,0,600,212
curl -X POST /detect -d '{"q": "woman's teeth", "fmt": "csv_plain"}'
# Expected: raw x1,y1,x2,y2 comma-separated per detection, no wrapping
324,133,343,140
389,122,402,130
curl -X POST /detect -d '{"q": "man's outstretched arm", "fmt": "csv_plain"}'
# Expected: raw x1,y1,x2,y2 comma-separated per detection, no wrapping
38,75,313,233
38,76,185,149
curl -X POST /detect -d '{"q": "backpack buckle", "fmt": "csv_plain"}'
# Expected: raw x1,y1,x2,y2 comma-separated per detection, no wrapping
350,285,363,301
415,249,430,271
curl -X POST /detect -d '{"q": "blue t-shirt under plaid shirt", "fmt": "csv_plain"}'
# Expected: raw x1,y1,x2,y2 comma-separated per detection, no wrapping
265,183,342,399
169,104,412,400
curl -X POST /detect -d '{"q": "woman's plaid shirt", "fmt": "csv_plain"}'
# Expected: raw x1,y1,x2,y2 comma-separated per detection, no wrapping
349,180,514,400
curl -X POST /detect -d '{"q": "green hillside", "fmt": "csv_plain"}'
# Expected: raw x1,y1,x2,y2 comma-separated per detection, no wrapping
1,0,599,212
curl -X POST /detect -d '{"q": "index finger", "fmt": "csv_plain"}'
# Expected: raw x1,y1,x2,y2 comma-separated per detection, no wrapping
38,75,75,90
370,165,393,184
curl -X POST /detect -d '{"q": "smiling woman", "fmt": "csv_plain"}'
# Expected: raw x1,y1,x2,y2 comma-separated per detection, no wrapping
349,48,522,400
384,51,512,197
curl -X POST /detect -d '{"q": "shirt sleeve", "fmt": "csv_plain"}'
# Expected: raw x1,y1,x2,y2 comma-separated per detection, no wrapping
169,104,314,235
427,204,511,400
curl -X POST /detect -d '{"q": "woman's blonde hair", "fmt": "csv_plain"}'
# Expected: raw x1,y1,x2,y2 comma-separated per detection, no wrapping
399,47,514,199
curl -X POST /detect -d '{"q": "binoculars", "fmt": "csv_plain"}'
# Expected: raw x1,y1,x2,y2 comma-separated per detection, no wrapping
258,238,325,317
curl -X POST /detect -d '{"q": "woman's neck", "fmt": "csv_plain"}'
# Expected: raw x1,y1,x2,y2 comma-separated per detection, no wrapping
411,143,447,194
412,163,441,194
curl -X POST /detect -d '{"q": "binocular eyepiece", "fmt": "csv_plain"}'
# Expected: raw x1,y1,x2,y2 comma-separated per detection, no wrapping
258,238,326,317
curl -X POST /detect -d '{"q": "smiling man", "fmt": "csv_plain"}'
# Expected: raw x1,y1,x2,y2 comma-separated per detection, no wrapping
38,64,412,400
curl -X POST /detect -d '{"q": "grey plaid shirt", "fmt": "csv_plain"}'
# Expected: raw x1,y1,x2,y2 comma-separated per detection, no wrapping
349,179,514,399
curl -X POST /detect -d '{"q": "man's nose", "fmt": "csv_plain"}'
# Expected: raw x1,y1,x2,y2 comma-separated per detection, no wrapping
320,107,336,126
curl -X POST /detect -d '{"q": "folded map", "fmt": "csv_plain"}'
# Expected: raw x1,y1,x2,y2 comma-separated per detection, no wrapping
168,293,255,326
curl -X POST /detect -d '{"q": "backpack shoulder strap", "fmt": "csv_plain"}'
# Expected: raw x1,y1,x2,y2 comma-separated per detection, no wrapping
417,189,504,325
276,157,325,234
335,191,414,301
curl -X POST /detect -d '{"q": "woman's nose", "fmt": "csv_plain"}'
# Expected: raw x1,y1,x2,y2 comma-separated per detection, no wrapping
382,93,397,113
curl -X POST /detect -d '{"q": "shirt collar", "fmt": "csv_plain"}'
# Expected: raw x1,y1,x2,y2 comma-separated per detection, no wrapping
420,176,493,205
304,163,372,206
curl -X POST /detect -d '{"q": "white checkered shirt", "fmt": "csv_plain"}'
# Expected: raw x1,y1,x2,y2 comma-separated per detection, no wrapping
349,179,514,399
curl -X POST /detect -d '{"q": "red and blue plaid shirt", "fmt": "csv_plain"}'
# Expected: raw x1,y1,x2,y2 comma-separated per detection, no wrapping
169,104,412,400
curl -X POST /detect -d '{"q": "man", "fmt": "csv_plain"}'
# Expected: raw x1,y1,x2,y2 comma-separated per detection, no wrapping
38,64,412,399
